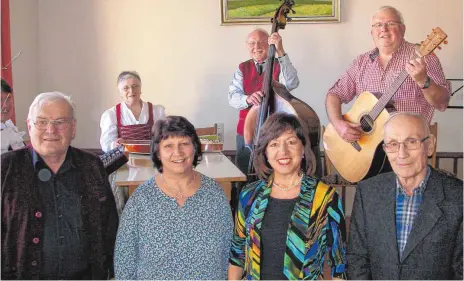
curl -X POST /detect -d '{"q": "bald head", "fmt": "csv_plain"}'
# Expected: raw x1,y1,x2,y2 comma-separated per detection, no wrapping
246,28,269,42
384,112,430,140
246,28,270,63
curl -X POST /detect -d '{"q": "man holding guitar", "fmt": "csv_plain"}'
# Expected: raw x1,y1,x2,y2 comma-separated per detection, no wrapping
324,6,450,181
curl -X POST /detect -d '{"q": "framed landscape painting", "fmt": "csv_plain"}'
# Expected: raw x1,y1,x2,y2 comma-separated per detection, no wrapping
221,0,340,25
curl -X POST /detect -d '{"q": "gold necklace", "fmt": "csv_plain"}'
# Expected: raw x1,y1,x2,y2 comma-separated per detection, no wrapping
161,172,196,200
272,174,303,191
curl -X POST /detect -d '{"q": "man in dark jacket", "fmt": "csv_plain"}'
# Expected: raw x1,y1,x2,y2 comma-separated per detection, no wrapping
1,91,119,279
347,112,462,279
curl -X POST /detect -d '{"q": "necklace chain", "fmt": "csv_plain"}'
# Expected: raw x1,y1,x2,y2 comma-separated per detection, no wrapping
161,172,196,200
272,174,303,191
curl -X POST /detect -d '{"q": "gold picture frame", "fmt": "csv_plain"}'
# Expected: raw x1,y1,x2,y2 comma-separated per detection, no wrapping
221,0,340,25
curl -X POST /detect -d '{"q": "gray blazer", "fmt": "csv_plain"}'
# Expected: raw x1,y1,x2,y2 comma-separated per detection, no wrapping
347,168,463,280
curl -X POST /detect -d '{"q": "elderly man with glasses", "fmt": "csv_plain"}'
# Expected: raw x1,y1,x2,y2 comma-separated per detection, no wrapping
325,5,451,180
228,28,300,176
346,112,463,280
1,92,118,279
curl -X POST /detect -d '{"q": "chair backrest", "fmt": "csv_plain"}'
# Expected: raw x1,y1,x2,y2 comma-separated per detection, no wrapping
196,126,216,136
429,122,438,168
321,126,334,176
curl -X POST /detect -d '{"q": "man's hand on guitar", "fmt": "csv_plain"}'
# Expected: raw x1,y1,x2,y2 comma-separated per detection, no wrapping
405,57,428,87
246,91,264,106
334,120,361,142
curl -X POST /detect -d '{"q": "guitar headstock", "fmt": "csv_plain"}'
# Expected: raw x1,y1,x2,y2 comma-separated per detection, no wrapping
271,0,295,31
416,27,448,57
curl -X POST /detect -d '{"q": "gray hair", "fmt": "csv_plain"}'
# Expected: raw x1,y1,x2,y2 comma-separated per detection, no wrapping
245,28,270,43
27,91,76,121
384,112,430,136
372,6,404,25
117,71,142,85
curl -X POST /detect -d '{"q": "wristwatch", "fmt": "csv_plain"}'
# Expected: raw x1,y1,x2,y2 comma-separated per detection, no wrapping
421,76,431,89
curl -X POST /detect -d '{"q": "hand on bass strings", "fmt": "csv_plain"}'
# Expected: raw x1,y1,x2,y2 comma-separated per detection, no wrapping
246,91,264,106
268,32,285,57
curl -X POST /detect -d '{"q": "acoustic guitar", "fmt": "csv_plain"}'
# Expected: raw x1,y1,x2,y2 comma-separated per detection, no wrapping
323,27,448,183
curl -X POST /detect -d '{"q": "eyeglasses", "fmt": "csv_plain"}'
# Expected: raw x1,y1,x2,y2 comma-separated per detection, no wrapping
33,118,73,131
247,40,268,47
371,21,401,29
121,84,141,92
383,136,430,153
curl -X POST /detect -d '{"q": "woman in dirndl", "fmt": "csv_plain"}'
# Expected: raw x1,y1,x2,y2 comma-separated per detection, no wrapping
100,70,165,215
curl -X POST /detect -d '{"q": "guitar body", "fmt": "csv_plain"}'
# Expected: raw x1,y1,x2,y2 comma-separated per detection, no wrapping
323,91,391,182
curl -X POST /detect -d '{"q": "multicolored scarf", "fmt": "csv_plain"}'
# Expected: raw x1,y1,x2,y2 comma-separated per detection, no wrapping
230,175,346,280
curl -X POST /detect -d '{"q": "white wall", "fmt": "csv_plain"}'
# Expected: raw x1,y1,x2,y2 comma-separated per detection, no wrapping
10,0,463,152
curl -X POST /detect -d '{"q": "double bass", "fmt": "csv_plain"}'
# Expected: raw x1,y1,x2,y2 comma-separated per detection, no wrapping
244,0,322,178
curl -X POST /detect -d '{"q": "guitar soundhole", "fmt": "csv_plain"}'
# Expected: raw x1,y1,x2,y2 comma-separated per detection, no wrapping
360,115,374,133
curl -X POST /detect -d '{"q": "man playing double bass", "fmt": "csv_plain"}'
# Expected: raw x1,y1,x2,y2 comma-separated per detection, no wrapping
228,28,300,175
325,6,450,178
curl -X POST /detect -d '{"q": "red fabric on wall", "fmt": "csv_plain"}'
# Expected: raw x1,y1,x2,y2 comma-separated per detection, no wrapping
1,0,15,123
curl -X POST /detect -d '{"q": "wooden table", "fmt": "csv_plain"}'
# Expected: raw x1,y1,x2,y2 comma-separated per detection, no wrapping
114,152,247,200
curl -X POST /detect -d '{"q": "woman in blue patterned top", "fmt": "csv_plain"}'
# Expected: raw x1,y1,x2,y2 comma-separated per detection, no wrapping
228,112,347,280
114,115,233,280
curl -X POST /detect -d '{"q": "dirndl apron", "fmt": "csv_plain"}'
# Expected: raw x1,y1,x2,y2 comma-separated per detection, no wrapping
112,102,154,216
116,102,154,140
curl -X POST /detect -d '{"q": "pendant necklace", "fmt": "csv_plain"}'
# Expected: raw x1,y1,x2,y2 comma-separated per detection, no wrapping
161,172,196,200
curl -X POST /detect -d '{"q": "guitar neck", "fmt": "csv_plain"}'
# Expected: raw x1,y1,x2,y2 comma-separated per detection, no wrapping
369,52,419,120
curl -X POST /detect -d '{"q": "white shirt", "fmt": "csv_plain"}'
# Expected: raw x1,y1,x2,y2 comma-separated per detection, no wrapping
100,101,165,152
1,120,26,154
228,54,300,110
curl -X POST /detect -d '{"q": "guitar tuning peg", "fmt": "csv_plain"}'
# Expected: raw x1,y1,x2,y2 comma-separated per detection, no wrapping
437,46,442,50
443,40,448,44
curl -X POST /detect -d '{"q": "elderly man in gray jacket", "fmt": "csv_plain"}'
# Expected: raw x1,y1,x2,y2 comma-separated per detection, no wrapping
347,112,462,280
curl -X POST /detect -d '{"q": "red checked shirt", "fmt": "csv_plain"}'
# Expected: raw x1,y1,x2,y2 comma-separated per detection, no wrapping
328,40,450,123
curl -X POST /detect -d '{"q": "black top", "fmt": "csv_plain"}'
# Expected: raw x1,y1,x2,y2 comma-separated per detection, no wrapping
34,150,91,279
260,196,298,280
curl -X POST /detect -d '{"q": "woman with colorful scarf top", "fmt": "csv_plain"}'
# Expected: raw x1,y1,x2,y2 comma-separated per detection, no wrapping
228,112,347,280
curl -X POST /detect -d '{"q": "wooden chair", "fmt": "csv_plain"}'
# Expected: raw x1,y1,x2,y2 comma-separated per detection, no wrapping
196,126,216,136
321,126,334,176
429,122,438,168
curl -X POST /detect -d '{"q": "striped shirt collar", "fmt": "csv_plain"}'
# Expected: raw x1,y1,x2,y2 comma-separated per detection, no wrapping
396,166,431,197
